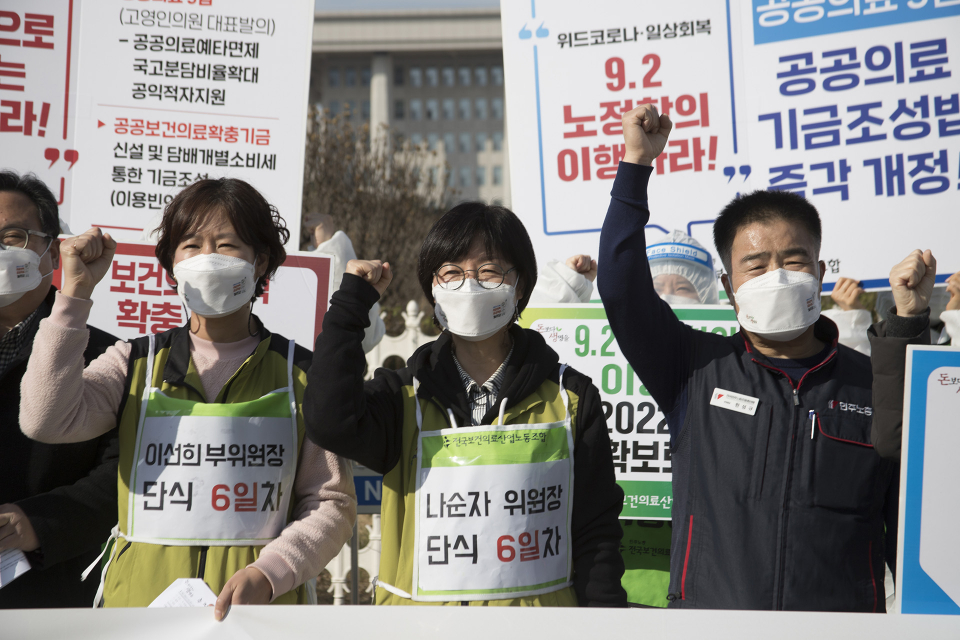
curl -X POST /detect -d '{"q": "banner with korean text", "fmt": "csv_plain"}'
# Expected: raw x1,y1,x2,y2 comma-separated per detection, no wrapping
0,0,82,221
520,304,738,519
66,0,313,244
501,0,960,292
51,241,334,348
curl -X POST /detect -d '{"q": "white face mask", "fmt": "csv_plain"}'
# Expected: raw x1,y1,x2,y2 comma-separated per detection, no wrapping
0,242,52,308
733,268,821,342
660,293,701,307
432,279,517,342
173,253,256,319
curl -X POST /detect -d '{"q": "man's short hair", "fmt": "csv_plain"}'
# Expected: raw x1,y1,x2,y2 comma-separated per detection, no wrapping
712,190,822,272
0,171,61,237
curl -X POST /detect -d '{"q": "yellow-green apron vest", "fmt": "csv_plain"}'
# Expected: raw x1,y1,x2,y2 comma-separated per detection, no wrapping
92,333,307,607
374,366,580,607
620,519,671,607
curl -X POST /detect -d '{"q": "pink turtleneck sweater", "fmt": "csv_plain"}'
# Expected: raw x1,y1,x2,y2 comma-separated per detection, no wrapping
19,292,356,601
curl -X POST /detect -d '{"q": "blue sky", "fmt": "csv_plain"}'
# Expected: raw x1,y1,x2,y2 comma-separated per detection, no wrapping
316,0,498,9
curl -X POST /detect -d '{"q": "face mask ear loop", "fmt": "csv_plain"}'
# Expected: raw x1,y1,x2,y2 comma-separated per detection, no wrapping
37,236,55,279
247,299,257,337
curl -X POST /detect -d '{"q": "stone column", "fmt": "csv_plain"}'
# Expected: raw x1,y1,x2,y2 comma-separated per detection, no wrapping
370,52,392,152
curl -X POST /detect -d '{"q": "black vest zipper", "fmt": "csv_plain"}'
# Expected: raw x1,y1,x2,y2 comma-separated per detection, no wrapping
197,546,209,580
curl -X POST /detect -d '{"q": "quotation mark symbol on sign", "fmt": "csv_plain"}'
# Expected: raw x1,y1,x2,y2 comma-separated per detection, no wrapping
519,23,549,39
722,165,751,184
44,148,80,169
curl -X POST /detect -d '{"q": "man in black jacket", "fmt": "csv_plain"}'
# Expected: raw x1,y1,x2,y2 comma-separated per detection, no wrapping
597,104,897,611
0,172,119,608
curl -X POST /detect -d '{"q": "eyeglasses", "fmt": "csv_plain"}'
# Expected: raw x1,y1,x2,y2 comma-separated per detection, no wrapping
0,227,53,250
434,263,517,290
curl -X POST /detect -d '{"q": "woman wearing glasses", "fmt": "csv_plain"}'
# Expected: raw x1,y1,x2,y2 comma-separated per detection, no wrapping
304,202,626,607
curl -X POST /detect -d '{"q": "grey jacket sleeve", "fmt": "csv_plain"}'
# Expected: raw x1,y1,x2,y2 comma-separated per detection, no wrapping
867,308,931,459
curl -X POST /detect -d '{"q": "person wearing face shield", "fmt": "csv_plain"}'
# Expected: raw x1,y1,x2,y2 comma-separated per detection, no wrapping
19,178,356,619
304,202,626,607
0,172,120,609
648,230,720,306
598,103,898,612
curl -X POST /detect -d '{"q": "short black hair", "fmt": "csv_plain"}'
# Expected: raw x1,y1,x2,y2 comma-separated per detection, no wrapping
417,201,538,314
154,178,289,298
0,170,61,236
713,190,822,271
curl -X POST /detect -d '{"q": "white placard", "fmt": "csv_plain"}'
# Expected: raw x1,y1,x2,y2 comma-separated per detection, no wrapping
69,0,313,244
501,0,960,291
501,0,734,274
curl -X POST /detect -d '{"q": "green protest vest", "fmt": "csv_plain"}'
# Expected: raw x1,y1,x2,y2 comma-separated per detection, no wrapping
98,327,308,607
374,374,580,607
620,520,671,607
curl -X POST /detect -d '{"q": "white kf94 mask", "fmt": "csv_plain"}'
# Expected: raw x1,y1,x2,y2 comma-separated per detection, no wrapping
0,243,53,308
733,268,821,342
173,253,256,318
432,279,516,342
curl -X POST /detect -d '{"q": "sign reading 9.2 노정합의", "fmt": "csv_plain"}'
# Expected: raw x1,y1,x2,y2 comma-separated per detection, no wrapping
520,304,738,519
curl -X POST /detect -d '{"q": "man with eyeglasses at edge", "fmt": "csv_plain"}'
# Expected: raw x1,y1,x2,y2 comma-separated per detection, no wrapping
304,202,627,607
597,104,900,611
0,172,119,608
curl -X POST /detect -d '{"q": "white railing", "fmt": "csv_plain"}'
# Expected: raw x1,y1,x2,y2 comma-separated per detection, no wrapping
321,515,382,605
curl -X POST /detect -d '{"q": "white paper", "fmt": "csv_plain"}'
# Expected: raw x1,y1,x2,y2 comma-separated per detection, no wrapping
148,578,217,608
0,549,32,589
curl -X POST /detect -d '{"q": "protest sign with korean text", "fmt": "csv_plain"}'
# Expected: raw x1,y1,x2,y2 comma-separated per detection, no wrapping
520,304,739,519
1,0,81,219
501,0,960,292
68,0,313,244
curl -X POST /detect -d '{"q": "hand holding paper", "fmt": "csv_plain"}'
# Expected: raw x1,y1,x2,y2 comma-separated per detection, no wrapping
0,549,31,589
148,578,218,608
0,504,39,552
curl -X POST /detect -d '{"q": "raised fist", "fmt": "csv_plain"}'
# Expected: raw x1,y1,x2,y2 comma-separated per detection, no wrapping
831,277,865,311
889,249,937,318
622,103,673,167
346,259,393,297
565,254,598,282
59,227,117,300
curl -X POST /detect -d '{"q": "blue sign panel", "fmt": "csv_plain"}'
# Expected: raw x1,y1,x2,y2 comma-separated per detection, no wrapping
898,346,960,615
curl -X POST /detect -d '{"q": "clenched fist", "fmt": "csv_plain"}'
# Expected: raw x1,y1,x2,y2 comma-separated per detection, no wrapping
346,259,393,297
889,249,937,317
565,254,598,282
622,103,673,166
60,227,117,300
831,277,865,311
